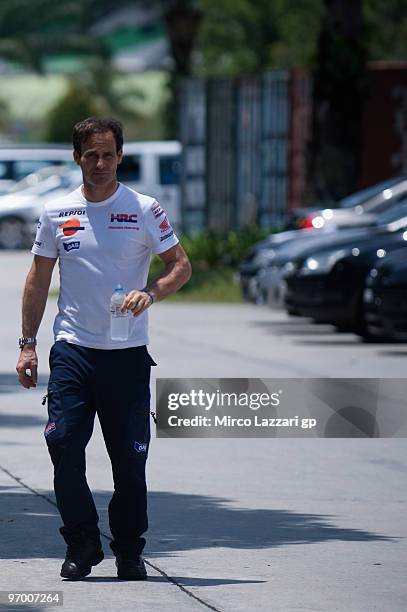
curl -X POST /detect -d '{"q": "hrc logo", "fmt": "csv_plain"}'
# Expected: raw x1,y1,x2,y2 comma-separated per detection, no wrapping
111,213,138,223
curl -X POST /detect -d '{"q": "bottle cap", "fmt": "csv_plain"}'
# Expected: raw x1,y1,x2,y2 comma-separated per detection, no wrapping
114,285,124,292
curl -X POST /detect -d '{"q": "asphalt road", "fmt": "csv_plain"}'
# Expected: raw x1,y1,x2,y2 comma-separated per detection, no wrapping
0,251,406,612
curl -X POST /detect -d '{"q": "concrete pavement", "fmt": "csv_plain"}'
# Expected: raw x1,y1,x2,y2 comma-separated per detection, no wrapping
0,252,406,612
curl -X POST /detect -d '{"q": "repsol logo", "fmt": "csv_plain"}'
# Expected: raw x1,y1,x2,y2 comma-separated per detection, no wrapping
59,210,86,217
111,213,138,223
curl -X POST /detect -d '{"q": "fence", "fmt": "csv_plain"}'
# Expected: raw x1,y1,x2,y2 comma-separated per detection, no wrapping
179,70,311,232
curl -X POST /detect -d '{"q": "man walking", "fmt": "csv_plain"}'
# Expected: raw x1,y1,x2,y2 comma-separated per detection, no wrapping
16,117,191,581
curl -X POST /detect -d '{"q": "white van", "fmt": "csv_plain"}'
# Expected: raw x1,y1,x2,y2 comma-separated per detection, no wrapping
119,141,181,231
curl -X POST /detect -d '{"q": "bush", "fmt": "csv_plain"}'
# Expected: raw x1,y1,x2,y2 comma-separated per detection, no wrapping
150,226,276,276
179,226,273,268
148,226,278,300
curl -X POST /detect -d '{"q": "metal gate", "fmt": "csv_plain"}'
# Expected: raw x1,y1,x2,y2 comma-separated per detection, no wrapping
179,70,311,232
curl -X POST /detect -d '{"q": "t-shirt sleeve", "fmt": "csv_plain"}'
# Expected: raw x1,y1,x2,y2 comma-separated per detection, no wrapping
31,207,58,258
143,200,179,254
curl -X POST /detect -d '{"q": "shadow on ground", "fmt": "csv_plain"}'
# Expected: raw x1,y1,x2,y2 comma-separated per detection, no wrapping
0,412,45,427
250,319,338,337
0,488,395,563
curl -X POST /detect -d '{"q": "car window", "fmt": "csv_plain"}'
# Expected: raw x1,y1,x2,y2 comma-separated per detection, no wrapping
376,197,407,224
117,155,141,182
13,160,61,181
339,176,404,208
159,155,180,185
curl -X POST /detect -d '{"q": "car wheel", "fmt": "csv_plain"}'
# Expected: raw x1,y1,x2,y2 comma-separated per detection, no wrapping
0,217,28,249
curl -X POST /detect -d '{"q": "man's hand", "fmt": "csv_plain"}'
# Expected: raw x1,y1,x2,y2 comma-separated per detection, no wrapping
121,290,153,317
16,346,38,389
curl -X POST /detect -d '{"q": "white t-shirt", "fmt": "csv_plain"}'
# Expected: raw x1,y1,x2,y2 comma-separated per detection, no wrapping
32,183,179,349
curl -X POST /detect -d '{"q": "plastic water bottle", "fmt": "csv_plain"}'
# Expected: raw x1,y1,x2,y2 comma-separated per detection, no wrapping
110,285,129,341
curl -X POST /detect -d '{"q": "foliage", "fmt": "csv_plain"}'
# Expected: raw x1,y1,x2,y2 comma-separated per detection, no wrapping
147,226,273,301
196,0,407,77
364,0,407,61
1,0,407,79
45,78,102,142
0,0,112,73
149,227,271,276
44,58,146,142
196,0,324,76
182,226,272,267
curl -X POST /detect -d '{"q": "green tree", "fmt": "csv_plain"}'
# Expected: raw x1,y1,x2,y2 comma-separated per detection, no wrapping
364,0,407,61
197,0,279,77
0,0,111,73
196,0,324,76
45,77,102,142
80,58,145,119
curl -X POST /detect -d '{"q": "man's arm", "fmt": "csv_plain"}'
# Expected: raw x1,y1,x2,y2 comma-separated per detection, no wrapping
16,255,57,389
122,244,192,316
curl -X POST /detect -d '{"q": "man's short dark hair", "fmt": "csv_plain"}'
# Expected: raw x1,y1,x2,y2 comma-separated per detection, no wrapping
73,117,124,155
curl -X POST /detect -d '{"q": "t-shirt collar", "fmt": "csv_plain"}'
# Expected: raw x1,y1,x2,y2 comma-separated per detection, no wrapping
78,182,123,207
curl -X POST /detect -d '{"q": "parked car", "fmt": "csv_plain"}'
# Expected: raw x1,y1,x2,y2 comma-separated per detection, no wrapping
289,175,405,229
0,145,73,195
363,246,407,341
238,176,407,302
259,197,407,308
0,166,81,249
284,217,407,333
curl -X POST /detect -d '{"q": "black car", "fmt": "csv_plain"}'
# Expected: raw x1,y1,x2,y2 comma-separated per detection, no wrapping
239,178,407,302
284,219,407,333
260,199,407,310
363,246,407,341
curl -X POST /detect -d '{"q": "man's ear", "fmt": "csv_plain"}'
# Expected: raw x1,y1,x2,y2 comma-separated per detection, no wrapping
73,150,81,166
117,149,123,165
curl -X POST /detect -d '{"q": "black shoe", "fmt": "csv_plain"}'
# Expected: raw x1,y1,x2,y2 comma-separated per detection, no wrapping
116,555,147,580
60,533,104,580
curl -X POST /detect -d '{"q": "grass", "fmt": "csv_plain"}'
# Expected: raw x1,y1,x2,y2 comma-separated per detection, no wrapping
166,266,242,303
148,258,241,303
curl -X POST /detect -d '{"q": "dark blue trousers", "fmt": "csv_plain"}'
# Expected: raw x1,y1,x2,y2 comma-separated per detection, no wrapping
44,340,155,557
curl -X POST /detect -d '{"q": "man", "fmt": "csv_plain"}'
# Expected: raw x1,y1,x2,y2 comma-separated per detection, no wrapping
16,117,191,581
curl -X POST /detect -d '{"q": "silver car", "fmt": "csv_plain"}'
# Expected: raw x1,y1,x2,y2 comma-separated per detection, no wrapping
258,195,407,309
0,165,81,249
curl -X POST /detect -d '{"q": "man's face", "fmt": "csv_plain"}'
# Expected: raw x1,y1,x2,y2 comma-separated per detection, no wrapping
73,131,123,187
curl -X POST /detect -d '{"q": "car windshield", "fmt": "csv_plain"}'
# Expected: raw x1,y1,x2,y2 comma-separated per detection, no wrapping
339,176,404,208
